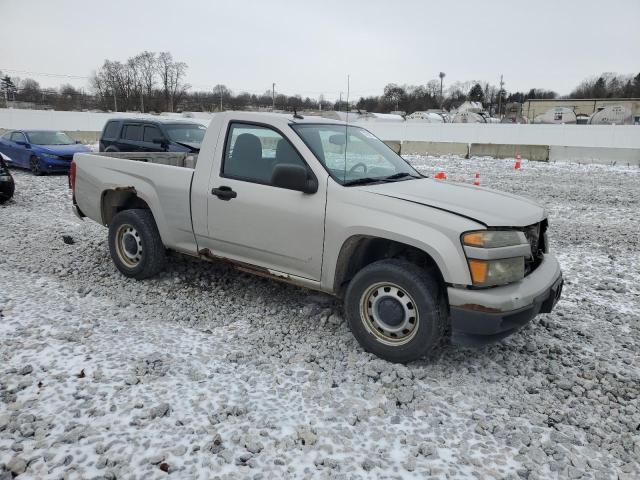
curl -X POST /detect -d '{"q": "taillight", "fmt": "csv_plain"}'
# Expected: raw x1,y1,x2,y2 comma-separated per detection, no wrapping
69,160,77,199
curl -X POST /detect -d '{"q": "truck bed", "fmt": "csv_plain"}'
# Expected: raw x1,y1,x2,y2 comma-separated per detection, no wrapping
88,151,198,169
73,152,198,255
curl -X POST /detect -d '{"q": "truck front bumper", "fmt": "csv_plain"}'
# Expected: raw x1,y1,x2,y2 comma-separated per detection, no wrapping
447,253,563,345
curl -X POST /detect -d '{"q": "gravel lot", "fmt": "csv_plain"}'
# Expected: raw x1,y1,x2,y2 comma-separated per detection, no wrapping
1,156,639,479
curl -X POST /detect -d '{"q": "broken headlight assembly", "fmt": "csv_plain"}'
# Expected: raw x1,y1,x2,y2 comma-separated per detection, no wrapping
462,231,530,287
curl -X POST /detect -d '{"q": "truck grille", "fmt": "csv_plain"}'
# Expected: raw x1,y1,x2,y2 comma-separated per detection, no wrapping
521,221,547,275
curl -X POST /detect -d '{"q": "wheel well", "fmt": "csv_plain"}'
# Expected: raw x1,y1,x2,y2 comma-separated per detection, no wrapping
333,236,445,295
101,189,150,226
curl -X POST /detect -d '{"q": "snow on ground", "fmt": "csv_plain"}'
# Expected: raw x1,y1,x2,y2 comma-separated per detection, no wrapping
0,156,639,479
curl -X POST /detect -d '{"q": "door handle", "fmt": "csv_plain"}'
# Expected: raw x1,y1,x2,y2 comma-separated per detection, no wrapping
211,186,237,201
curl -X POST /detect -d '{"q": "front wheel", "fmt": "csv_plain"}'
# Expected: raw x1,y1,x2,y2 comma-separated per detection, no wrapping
344,259,447,363
108,209,166,279
30,156,44,176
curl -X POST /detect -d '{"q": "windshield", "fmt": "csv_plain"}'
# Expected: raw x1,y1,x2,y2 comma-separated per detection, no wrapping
165,124,206,144
26,131,75,145
292,124,419,185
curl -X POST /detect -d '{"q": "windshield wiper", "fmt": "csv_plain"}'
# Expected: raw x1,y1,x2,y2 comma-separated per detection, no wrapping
342,177,388,186
383,172,422,181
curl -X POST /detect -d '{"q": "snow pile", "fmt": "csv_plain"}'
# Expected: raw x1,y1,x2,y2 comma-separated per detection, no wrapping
0,157,639,479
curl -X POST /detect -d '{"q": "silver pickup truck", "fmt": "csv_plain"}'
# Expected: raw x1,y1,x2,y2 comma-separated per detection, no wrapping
70,112,562,362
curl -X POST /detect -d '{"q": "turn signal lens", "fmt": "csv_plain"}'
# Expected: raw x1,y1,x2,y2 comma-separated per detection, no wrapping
463,232,485,247
467,257,525,287
468,259,488,284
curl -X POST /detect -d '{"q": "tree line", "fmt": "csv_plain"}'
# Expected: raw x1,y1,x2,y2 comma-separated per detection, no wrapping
1,56,639,115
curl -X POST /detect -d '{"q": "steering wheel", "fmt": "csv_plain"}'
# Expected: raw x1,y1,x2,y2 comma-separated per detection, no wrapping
348,162,368,176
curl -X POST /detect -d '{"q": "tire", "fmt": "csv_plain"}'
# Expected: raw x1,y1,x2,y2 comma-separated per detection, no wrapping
344,259,447,363
29,156,44,176
108,209,166,279
104,146,119,153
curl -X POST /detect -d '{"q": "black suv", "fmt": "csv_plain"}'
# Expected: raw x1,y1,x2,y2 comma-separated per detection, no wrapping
99,118,206,153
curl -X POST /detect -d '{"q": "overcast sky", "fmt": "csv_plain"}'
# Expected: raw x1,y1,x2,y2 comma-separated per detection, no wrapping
1,0,638,100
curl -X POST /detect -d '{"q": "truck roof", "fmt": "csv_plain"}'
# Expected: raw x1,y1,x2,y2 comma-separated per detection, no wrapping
215,111,347,127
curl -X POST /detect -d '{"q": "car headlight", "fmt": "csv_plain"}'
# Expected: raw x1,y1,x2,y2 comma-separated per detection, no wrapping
462,230,530,287
42,153,62,160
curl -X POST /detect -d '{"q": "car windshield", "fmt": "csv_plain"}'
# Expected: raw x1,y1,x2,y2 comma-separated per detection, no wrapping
165,124,206,144
291,124,420,185
26,131,76,145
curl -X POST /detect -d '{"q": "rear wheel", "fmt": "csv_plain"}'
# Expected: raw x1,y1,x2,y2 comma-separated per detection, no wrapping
108,209,166,279
29,156,44,176
344,259,447,363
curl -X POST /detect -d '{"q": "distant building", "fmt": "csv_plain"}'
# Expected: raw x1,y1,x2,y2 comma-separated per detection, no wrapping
450,111,486,123
5,101,37,109
501,102,529,124
406,111,446,123
534,107,577,124
455,101,483,113
522,98,640,123
589,105,633,125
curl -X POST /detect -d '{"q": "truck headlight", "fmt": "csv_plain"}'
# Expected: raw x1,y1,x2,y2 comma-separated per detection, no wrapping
462,230,529,286
463,230,523,248
467,257,524,287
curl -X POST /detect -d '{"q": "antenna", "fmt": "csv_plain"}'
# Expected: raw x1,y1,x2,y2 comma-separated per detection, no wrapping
343,74,350,183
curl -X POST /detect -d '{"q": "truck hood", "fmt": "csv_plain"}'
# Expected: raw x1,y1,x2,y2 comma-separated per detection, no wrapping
359,178,545,227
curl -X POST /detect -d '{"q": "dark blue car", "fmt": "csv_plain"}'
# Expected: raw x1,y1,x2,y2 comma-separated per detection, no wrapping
0,130,91,175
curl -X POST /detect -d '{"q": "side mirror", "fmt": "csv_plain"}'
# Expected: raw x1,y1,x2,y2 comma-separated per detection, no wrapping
271,164,318,194
15,141,31,149
152,137,168,150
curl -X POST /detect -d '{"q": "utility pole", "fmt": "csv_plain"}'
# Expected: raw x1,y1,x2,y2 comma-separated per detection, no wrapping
498,74,504,119
220,90,223,111
339,92,343,111
272,83,275,111
439,72,446,109
113,88,118,112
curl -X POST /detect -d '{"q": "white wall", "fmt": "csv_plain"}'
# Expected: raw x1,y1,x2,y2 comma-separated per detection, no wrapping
354,122,640,149
0,109,211,132
1,108,639,149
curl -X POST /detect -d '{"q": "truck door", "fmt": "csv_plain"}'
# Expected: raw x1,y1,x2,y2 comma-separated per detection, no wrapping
202,121,327,281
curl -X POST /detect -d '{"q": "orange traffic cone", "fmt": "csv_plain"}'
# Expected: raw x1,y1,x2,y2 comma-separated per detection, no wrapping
473,172,481,186
434,171,447,180
514,152,522,170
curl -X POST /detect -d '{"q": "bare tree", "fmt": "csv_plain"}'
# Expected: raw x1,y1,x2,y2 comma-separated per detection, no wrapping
212,84,231,111
17,78,42,104
157,52,189,112
127,56,144,112
137,51,157,110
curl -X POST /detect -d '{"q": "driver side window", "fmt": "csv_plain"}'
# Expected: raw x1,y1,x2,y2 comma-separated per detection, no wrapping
222,123,306,185
11,132,27,143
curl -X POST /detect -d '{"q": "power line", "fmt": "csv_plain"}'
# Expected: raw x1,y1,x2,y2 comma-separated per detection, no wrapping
0,68,89,80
